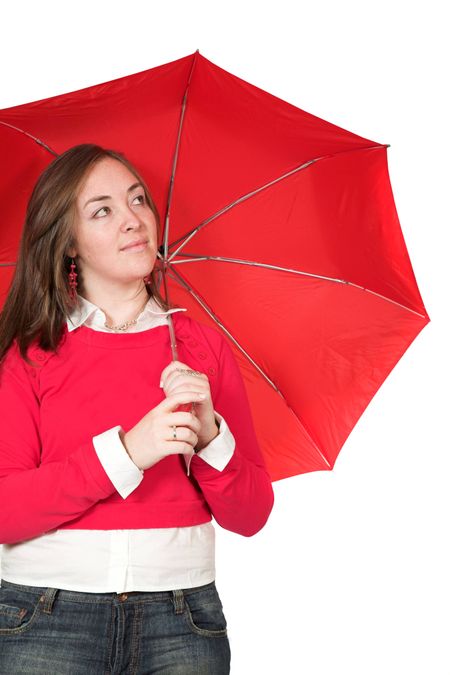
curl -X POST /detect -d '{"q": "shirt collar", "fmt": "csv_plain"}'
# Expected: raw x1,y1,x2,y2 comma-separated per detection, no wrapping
66,294,186,332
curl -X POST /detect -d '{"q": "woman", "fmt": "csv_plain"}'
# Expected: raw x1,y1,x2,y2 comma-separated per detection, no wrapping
0,144,274,674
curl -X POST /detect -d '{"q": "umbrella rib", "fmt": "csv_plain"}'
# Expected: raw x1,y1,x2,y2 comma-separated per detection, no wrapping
166,263,332,468
0,262,16,267
167,142,389,261
169,255,428,320
167,158,316,261
166,266,281,391
162,50,199,261
173,254,347,282
160,51,199,361
0,120,58,156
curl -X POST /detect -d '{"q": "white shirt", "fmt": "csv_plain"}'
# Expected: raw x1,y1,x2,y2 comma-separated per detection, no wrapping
0,294,235,592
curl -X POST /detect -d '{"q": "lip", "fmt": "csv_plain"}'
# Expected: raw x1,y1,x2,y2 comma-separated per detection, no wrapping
120,238,149,252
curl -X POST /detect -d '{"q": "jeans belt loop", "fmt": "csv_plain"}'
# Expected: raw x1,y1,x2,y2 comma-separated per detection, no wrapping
39,587,59,615
172,589,184,614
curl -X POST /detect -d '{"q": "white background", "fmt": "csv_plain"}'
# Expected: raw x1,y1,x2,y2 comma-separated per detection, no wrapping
0,1,447,673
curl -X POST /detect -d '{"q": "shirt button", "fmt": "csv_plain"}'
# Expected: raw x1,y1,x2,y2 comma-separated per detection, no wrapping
207,367,216,376
198,352,207,360
36,354,45,361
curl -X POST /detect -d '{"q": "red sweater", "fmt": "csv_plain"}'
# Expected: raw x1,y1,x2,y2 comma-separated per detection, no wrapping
0,313,274,545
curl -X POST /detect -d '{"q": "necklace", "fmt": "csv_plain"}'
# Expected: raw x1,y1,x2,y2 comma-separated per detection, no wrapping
103,298,149,333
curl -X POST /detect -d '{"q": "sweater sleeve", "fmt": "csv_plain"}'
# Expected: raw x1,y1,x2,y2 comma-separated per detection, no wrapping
188,334,274,537
0,347,117,545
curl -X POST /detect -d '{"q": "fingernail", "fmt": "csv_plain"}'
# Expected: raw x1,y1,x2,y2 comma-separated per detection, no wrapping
159,380,163,388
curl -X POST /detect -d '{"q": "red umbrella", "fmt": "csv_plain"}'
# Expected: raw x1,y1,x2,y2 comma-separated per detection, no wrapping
0,51,429,481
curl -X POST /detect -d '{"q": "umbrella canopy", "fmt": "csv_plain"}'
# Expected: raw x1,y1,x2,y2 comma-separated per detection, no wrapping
0,51,429,481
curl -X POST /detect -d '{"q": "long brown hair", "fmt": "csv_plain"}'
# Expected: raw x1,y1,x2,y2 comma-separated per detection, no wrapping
0,143,170,366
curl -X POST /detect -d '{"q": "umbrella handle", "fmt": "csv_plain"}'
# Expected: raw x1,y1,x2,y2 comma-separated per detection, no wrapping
166,312,179,361
165,314,196,414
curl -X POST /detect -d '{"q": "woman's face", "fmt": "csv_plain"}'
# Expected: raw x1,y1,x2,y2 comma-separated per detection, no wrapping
69,157,158,291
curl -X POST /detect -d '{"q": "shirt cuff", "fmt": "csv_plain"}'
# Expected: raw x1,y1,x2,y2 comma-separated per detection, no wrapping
92,426,144,499
183,411,235,476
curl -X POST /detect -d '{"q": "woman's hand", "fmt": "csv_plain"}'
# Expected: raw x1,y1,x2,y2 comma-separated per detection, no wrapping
160,360,219,451
120,390,204,471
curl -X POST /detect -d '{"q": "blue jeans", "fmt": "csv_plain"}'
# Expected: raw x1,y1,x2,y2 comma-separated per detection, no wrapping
0,578,231,674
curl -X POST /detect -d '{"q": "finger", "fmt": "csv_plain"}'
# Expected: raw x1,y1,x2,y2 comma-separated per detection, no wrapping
164,382,209,398
164,440,198,456
158,390,206,413
159,360,189,386
160,361,207,389
168,411,202,432
162,372,207,394
166,426,199,446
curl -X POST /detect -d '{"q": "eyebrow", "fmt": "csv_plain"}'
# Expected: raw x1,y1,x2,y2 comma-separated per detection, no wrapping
83,182,143,209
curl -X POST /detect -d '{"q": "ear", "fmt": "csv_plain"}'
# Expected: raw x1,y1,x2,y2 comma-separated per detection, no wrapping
66,246,77,258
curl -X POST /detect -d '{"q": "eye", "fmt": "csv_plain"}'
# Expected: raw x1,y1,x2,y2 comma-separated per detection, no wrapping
133,194,145,205
93,206,110,218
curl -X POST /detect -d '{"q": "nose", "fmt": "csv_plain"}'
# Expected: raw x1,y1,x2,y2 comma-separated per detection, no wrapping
120,206,142,231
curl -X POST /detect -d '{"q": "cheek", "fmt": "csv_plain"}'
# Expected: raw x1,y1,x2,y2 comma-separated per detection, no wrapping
146,211,158,235
77,231,115,265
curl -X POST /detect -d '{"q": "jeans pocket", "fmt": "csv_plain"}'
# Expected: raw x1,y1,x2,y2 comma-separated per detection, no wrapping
183,585,228,638
0,587,43,635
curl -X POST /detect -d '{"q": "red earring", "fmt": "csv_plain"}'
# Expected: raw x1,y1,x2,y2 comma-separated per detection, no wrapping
69,258,78,299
